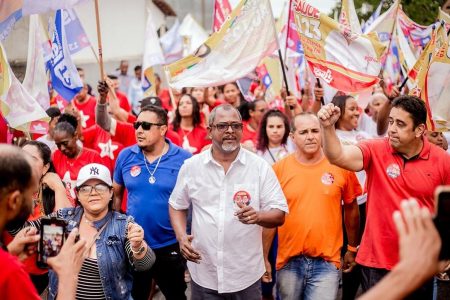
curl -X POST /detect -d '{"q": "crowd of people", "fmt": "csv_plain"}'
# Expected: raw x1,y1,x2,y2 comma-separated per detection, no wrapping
0,59,449,300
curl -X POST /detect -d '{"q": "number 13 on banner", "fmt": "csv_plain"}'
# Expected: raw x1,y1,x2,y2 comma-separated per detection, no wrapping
295,16,321,41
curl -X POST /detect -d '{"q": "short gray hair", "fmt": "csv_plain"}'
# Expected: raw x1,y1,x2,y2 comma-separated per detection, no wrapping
208,104,242,126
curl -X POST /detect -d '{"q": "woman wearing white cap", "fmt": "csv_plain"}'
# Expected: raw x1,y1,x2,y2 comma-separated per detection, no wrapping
14,163,155,300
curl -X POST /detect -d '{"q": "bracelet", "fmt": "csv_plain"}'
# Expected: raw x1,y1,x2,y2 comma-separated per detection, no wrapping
347,245,358,253
131,243,145,255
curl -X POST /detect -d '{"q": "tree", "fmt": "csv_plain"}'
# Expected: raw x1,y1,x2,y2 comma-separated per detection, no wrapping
330,0,446,26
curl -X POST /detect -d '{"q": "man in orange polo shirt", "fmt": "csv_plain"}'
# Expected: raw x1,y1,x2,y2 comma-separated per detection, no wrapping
264,113,361,300
318,95,450,299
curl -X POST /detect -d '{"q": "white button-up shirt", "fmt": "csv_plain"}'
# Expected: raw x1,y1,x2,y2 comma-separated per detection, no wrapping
169,148,288,293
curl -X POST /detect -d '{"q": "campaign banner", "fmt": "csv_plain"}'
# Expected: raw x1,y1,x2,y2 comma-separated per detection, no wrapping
0,0,89,41
165,0,278,90
293,1,386,93
47,10,83,101
409,24,450,131
213,0,232,32
62,8,91,55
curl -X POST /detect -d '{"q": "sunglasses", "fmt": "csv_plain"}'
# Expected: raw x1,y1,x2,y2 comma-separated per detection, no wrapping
133,121,164,130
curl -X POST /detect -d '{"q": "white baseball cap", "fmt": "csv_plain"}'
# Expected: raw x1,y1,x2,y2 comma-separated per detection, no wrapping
76,163,112,187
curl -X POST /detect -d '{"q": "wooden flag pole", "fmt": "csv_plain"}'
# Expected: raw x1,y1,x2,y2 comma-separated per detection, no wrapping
94,0,105,79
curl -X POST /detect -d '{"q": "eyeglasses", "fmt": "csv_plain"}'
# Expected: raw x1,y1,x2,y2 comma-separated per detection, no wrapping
77,184,111,196
210,122,243,132
133,121,164,130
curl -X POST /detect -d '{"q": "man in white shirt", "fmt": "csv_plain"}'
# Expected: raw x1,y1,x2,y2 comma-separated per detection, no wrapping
169,104,288,299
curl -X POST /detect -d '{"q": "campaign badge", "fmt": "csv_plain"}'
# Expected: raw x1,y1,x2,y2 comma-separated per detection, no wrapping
233,190,251,206
321,172,335,185
130,166,141,177
386,163,401,179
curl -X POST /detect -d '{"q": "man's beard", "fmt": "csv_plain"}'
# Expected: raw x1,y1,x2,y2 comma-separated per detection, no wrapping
5,198,32,231
221,143,239,152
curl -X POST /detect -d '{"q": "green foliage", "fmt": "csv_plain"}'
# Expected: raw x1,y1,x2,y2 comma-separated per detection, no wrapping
330,0,446,26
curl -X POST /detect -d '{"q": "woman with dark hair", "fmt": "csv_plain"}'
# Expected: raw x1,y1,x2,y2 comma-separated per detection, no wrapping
241,99,268,151
12,163,155,300
52,113,104,202
21,141,71,218
171,94,210,154
37,106,61,153
255,110,291,300
256,109,291,164
331,94,371,300
221,82,246,108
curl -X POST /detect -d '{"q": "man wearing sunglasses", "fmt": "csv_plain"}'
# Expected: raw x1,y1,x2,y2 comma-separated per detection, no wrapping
169,104,288,299
112,104,191,300
96,80,182,148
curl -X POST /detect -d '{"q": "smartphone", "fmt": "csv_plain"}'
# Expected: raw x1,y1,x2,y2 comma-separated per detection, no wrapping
37,217,67,269
434,186,450,260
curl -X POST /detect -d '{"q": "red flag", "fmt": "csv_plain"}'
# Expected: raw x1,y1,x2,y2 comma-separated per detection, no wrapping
213,0,232,32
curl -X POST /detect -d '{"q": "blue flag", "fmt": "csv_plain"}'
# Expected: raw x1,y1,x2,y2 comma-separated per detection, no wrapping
47,10,83,101
62,9,91,55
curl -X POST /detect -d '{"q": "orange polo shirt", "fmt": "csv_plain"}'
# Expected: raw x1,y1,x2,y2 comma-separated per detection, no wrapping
356,137,450,270
273,154,362,270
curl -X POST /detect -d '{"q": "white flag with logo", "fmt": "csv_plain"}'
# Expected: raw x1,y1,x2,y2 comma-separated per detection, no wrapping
166,0,279,89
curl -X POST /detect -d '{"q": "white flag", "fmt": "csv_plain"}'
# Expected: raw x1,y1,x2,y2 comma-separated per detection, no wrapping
166,0,278,89
0,43,49,133
23,15,50,110
142,14,165,96
178,14,209,55
160,19,183,64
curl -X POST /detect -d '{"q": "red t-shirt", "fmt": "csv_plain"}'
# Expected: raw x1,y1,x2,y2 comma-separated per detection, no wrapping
0,247,40,300
53,147,105,202
241,121,258,145
73,96,97,129
83,125,124,170
172,125,211,154
114,120,182,147
115,91,131,113
158,89,172,111
208,99,225,109
0,113,8,143
356,137,450,270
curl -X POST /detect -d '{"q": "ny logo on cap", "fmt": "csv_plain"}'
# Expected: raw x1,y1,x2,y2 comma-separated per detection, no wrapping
90,167,99,175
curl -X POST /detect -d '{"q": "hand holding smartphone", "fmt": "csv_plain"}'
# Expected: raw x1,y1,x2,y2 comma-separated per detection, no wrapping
37,217,67,269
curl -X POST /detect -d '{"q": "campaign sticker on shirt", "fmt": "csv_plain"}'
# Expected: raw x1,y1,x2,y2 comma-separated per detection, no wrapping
386,163,401,179
233,190,251,206
130,166,141,177
321,172,335,185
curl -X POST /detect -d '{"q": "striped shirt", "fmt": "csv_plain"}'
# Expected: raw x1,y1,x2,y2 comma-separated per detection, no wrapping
76,258,105,300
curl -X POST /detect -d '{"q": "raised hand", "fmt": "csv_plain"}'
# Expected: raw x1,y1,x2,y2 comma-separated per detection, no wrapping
317,103,341,128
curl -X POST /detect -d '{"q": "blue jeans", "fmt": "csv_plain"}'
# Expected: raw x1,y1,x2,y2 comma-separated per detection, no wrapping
277,255,339,300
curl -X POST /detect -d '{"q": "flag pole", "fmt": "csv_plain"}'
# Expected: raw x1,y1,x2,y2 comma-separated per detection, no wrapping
277,48,294,110
94,0,105,79
315,78,325,105
284,0,293,61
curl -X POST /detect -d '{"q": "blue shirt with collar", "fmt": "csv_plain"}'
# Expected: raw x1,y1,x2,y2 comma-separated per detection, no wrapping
114,139,191,249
